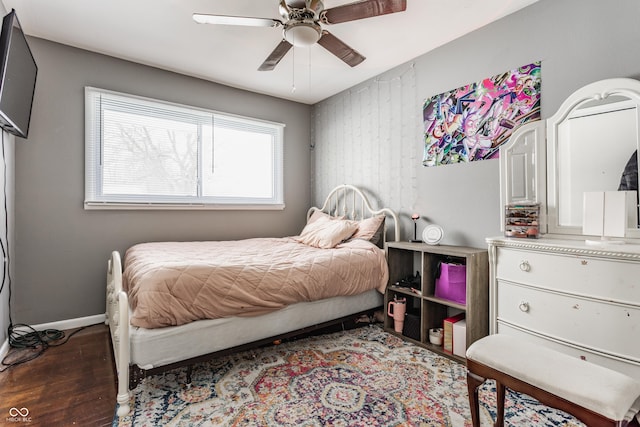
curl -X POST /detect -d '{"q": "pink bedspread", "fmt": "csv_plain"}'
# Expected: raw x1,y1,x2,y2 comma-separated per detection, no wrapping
123,237,388,328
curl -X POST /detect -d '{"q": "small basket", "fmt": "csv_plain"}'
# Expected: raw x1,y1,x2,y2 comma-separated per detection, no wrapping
429,327,443,346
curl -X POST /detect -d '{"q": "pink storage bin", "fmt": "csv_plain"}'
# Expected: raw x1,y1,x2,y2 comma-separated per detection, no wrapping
434,262,466,304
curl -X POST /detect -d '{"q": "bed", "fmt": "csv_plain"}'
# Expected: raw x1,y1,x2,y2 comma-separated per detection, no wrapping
106,184,400,416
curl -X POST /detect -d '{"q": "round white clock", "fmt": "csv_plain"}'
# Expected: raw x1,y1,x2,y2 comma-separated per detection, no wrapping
422,224,444,245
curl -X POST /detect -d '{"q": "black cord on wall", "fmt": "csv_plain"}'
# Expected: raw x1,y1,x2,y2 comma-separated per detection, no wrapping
0,131,8,304
0,131,86,372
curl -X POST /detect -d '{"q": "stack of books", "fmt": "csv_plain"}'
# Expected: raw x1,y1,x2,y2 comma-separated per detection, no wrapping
443,313,466,357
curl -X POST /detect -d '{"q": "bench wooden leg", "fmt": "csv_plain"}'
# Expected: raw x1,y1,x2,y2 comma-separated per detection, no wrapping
496,381,506,427
467,371,485,427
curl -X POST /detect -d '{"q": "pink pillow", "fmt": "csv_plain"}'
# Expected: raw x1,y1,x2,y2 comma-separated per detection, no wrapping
296,216,358,248
351,215,385,241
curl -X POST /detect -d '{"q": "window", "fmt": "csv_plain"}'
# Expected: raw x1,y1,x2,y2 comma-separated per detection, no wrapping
85,87,285,209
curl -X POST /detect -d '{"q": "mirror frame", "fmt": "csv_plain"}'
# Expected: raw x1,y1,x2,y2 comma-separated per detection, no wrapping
500,78,640,240
547,78,640,238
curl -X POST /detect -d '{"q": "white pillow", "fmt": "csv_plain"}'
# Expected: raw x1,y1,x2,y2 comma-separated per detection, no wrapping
296,216,358,249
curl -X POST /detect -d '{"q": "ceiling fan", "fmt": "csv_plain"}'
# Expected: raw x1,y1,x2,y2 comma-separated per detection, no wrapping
193,0,407,71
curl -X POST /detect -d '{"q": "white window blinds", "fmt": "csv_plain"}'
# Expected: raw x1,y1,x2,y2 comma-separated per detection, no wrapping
85,87,284,209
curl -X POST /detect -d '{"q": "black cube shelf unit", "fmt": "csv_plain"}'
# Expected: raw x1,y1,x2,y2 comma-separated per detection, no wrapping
384,241,489,364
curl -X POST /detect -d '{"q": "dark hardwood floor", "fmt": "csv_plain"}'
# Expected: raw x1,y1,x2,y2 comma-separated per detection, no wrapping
0,324,116,426
0,314,369,427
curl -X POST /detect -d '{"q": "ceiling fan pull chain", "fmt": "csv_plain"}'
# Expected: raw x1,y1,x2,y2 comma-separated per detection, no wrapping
308,46,312,92
291,40,296,93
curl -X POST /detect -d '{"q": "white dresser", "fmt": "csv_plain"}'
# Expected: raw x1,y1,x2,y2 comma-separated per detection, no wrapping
487,236,640,381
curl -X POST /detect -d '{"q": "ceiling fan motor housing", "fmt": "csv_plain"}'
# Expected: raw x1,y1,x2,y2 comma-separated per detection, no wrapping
284,22,322,47
281,0,324,47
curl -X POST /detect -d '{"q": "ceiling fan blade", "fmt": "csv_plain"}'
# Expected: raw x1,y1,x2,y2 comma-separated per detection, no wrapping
320,0,407,25
258,40,293,71
307,0,324,13
317,30,365,67
193,13,282,28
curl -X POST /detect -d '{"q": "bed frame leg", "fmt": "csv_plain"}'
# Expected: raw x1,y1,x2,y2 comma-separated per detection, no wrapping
186,365,193,385
108,251,132,417
129,365,144,389
116,391,130,417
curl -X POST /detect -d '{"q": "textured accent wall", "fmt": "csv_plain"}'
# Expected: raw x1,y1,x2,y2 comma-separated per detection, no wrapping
312,64,419,237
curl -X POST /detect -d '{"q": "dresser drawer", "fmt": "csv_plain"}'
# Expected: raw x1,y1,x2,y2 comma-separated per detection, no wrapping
497,323,640,381
496,247,640,304
497,280,640,361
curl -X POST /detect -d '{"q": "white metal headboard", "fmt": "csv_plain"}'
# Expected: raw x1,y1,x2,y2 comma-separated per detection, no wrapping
307,184,400,242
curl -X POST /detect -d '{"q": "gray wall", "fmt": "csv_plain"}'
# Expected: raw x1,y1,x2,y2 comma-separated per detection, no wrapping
13,39,312,325
0,2,12,348
0,133,14,346
312,0,640,248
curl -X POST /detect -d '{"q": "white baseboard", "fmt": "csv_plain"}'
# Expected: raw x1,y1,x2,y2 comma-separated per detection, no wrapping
11,313,106,333
0,314,105,361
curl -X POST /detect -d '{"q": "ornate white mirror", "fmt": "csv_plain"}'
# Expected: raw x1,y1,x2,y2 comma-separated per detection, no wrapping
500,78,640,240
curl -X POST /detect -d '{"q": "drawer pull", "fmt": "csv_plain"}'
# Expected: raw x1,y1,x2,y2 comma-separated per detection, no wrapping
519,260,531,272
518,301,530,312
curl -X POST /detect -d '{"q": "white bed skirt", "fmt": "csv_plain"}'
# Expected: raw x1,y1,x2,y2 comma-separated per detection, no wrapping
129,289,383,369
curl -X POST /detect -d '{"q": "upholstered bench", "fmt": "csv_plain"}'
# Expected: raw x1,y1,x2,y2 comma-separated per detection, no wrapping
466,334,640,427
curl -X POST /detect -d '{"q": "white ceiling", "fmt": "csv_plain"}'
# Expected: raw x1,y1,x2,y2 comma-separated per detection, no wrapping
2,0,538,105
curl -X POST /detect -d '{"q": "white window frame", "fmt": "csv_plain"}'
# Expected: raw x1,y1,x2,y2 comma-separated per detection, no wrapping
84,87,285,210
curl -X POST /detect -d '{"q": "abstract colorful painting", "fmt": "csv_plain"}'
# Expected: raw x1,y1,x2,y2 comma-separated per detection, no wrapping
422,62,541,167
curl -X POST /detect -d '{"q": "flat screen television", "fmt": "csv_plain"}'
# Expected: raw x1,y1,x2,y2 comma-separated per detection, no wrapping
0,9,37,138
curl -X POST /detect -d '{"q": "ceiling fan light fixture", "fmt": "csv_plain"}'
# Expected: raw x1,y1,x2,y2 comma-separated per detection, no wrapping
284,22,321,47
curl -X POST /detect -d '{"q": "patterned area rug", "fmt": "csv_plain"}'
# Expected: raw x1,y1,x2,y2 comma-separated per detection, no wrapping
113,326,584,426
